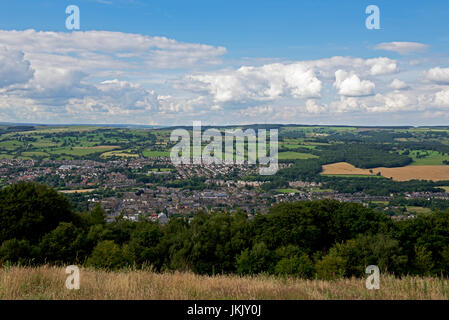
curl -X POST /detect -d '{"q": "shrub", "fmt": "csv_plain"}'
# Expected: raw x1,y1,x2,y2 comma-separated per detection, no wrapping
87,240,129,269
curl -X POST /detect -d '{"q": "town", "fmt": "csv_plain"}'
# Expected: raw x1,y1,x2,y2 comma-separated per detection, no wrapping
2,157,448,224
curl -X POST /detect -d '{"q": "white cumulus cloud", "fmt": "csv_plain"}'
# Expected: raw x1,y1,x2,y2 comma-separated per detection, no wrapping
0,46,34,88
334,70,375,97
434,88,449,107
425,67,449,84
389,79,408,90
366,57,398,75
186,62,322,103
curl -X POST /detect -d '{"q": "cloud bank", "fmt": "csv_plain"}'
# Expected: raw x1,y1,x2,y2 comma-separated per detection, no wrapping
0,29,447,125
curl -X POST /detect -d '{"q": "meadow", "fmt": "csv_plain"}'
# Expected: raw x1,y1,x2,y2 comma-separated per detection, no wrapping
278,151,318,160
1,265,449,300
276,188,301,193
402,150,449,166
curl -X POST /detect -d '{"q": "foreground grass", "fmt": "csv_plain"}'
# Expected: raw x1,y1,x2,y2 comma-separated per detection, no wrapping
1,266,449,300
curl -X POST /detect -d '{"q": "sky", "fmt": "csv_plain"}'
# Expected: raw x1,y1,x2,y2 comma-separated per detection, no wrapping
0,0,448,126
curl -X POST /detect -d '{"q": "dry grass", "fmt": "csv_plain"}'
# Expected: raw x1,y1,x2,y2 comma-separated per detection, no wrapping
321,162,449,182
1,266,449,300
321,162,377,176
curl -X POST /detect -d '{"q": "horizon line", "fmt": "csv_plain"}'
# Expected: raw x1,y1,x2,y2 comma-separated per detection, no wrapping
1,122,449,129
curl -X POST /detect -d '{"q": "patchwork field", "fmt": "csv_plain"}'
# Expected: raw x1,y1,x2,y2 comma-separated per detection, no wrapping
321,162,449,182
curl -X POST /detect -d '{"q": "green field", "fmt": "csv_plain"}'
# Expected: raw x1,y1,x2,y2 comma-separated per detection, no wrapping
406,150,449,165
30,140,59,148
21,151,49,157
48,148,109,157
371,201,389,205
0,125,448,166
406,206,432,214
278,152,318,160
142,150,170,158
0,126,161,160
101,150,139,158
0,140,24,150
281,143,317,150
149,168,173,172
276,188,301,194
309,188,334,193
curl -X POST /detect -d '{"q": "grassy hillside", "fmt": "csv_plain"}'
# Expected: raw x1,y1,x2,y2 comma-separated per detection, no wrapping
1,265,449,300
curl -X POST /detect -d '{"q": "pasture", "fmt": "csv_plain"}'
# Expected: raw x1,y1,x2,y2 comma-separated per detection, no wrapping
278,152,318,160
404,150,449,166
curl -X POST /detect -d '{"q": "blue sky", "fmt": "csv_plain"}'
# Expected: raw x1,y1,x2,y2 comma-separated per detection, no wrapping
2,0,448,59
0,0,448,125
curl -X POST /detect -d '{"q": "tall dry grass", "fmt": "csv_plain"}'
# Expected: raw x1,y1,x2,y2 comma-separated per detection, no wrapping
0,265,449,300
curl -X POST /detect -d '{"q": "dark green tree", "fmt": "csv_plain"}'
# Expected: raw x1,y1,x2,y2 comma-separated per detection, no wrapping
39,222,87,264
0,182,75,244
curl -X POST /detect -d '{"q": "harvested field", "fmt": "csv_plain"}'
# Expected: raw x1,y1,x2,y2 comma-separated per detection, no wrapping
321,163,376,176
321,162,449,182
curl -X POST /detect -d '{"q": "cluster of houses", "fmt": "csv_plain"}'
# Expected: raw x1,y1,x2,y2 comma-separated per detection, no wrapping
1,158,448,224
88,184,273,223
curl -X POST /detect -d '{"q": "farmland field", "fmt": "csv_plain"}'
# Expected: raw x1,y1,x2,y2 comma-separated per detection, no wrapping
73,145,119,150
101,150,139,158
321,162,378,176
21,151,49,157
142,150,171,158
402,150,449,165
406,206,432,214
278,151,318,160
276,188,301,193
321,162,449,181
0,124,448,184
